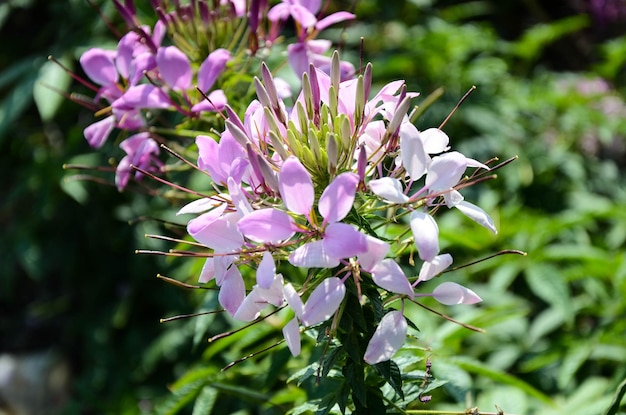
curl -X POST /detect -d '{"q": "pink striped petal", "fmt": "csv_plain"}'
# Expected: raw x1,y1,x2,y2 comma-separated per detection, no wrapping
301,277,346,326
364,310,407,364
318,172,359,223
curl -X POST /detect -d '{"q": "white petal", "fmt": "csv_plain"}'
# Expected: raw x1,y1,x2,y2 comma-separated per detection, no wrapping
369,177,409,203
418,253,453,282
358,236,390,273
176,197,220,215
370,259,415,298
410,211,440,262
233,290,265,321
288,240,339,268
400,123,428,180
283,317,301,356
420,128,450,154
301,277,346,327
432,282,482,305
283,283,304,319
256,252,276,289
364,310,407,364
455,201,497,234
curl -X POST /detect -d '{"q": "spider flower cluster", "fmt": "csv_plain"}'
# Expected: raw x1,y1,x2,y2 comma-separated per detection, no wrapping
177,52,497,365
74,0,354,190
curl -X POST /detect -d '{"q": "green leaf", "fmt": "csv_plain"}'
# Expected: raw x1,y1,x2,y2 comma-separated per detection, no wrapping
512,15,589,62
558,342,593,389
605,377,626,415
450,356,554,405
191,386,218,415
524,263,573,320
34,55,72,121
373,360,404,399
343,360,367,408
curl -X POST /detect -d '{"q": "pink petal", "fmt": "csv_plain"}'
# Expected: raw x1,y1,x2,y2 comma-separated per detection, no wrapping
283,283,304,319
115,84,170,109
418,253,453,282
289,4,317,28
279,157,314,216
187,205,244,251
288,240,339,269
432,282,482,305
410,211,439,262
84,115,115,148
256,252,276,289
425,151,467,192
198,48,231,92
156,46,191,91
315,11,355,31
283,317,301,356
318,172,359,223
301,277,346,326
196,135,223,182
191,89,227,112
322,223,367,259
80,48,118,86
219,266,246,316
370,259,415,298
369,177,409,204
358,236,390,273
237,208,297,243
364,310,407,364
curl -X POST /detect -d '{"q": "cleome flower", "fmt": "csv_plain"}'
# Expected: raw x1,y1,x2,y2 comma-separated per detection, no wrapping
175,52,499,366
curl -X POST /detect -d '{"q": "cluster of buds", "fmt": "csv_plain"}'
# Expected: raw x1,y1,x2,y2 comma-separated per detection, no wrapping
175,52,499,364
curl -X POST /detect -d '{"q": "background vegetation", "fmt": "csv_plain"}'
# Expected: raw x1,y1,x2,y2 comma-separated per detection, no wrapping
1,0,625,413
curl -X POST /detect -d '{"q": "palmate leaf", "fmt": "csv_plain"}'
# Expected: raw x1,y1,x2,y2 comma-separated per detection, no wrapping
373,359,404,400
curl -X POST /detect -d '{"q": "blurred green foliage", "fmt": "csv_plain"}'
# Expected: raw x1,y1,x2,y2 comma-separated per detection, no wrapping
2,0,626,413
